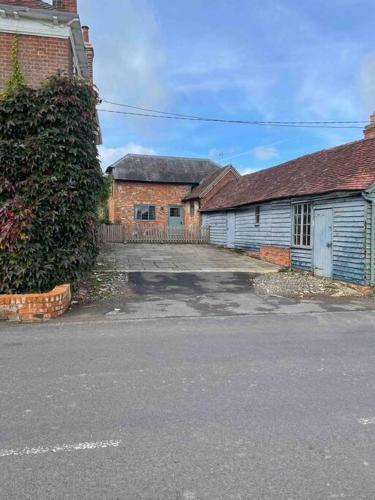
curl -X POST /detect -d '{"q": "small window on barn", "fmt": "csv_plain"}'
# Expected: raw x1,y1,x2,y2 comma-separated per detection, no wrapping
190,200,195,217
293,203,312,247
255,206,261,226
134,205,156,221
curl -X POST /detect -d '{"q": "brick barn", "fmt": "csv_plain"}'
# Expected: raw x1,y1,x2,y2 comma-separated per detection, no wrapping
0,0,94,87
106,154,239,227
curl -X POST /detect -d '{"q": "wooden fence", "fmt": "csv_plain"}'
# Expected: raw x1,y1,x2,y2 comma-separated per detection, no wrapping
99,224,210,244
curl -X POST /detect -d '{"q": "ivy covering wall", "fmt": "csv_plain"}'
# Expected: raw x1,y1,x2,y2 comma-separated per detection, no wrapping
0,75,103,294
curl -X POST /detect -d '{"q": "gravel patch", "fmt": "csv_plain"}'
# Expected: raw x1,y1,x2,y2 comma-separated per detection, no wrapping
72,249,130,305
254,271,366,298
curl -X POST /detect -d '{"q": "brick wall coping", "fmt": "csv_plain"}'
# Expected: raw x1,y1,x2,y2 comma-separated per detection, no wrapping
0,284,71,322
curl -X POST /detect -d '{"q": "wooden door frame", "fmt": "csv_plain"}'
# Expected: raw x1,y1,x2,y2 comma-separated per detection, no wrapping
313,207,333,277
168,204,184,226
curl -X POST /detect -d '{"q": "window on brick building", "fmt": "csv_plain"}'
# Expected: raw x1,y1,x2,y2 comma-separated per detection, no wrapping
134,205,156,221
190,200,195,217
293,203,312,247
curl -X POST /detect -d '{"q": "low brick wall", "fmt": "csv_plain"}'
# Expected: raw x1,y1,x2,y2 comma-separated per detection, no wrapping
260,245,291,267
0,285,71,322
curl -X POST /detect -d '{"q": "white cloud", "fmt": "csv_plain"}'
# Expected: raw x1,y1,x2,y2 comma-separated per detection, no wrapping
251,146,278,161
99,144,157,169
241,167,256,175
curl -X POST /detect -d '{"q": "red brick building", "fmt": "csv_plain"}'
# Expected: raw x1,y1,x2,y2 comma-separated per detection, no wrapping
0,0,94,88
107,154,239,227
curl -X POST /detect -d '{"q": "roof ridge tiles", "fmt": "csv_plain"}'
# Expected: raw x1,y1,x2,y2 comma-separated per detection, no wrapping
202,137,375,211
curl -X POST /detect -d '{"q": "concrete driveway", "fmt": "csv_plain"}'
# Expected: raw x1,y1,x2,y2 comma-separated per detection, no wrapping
65,243,375,323
99,243,280,273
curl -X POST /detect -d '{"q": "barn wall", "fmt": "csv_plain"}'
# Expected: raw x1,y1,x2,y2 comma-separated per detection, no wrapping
202,212,227,246
202,193,368,284
234,201,291,250
314,196,366,284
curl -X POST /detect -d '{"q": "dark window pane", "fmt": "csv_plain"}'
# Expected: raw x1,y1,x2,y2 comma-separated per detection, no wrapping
149,206,156,220
255,206,260,225
170,207,181,217
135,206,142,220
134,205,156,221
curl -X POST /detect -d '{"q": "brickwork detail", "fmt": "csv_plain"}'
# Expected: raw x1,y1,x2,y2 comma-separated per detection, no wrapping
53,0,77,12
183,200,201,226
260,245,291,267
109,182,192,226
201,169,238,209
0,33,72,88
0,284,71,322
109,169,238,228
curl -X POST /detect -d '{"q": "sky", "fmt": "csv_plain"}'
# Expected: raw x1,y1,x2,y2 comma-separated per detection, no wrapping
78,0,375,174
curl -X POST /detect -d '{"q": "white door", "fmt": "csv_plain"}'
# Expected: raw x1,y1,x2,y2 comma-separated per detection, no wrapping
226,212,235,248
313,209,333,277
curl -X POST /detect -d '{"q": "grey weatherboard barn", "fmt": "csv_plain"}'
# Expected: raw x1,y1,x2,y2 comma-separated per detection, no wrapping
201,135,375,286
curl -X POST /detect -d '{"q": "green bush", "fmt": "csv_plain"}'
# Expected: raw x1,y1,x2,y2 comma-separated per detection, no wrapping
0,76,103,294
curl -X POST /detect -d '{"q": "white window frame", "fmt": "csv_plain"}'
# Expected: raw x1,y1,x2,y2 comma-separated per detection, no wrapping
292,203,312,247
134,204,156,221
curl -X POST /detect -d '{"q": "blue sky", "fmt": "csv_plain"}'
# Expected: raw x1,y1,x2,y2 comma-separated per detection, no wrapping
79,0,375,174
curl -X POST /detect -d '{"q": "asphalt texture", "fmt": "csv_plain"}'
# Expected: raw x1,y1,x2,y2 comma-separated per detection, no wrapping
69,272,375,323
2,273,375,499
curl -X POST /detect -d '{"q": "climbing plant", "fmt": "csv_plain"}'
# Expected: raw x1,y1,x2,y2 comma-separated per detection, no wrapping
0,75,103,294
3,37,25,96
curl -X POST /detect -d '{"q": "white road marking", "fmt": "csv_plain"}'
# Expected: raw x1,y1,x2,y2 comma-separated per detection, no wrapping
0,439,121,458
358,417,375,425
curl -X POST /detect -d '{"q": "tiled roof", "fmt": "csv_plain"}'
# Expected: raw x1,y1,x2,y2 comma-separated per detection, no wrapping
183,166,233,200
202,138,375,211
0,1,52,8
107,154,221,184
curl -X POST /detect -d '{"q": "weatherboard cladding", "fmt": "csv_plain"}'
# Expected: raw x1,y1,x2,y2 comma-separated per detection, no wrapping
203,194,368,284
202,212,227,246
108,154,221,184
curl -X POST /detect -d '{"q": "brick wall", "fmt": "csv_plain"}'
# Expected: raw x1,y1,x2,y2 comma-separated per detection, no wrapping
53,0,77,12
260,245,291,267
201,169,238,209
0,284,71,322
183,200,201,226
109,181,192,226
0,33,73,88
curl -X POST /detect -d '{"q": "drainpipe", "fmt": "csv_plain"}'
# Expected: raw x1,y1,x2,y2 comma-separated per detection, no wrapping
362,192,375,285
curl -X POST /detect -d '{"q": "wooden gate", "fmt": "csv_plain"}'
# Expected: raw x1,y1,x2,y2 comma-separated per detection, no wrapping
99,224,210,244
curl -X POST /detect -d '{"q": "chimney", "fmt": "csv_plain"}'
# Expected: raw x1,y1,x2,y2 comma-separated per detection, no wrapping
53,0,77,13
82,26,94,82
364,113,375,140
